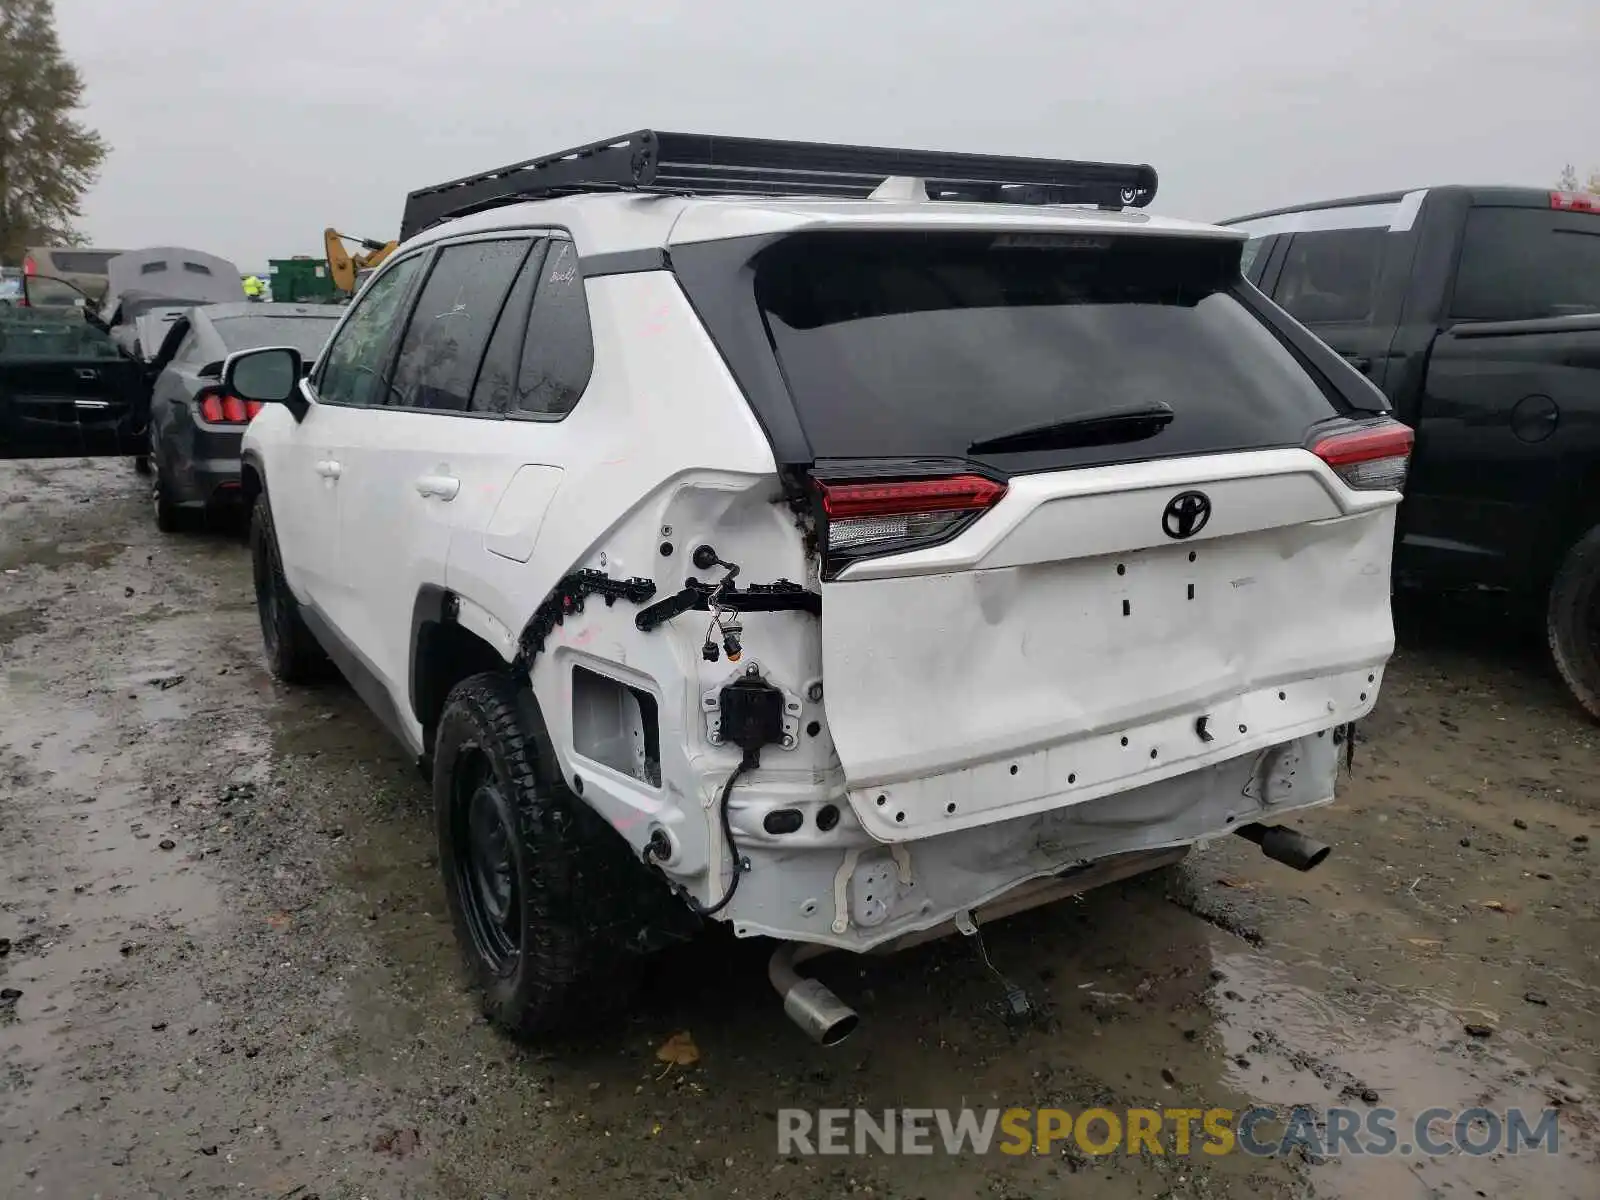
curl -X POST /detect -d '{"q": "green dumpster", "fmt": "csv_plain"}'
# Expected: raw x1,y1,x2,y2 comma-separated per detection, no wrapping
268,257,338,304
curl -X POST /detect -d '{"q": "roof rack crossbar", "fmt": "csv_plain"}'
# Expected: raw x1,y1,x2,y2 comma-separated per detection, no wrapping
400,130,1158,240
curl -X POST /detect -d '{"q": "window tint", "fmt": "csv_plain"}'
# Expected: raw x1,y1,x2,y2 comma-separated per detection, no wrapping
214,314,339,358
470,242,545,415
388,239,531,411
316,255,424,407
173,329,206,364
50,251,117,274
754,231,1338,470
1272,228,1387,324
1451,208,1600,321
1239,237,1266,281
514,239,594,418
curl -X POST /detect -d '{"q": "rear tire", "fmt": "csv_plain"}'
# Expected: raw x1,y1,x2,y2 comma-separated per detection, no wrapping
152,465,185,533
249,493,328,683
434,672,646,1038
1547,524,1600,722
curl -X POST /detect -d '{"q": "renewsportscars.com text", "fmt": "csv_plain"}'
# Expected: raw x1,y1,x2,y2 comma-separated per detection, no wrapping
777,1106,1561,1158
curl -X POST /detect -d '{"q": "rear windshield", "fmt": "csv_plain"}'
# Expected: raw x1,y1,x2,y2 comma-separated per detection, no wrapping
214,314,338,357
753,231,1340,469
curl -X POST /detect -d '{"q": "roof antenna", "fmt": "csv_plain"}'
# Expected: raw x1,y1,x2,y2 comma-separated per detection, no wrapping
868,176,928,202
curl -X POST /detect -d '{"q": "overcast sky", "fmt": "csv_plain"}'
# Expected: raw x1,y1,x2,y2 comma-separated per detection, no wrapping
54,0,1600,269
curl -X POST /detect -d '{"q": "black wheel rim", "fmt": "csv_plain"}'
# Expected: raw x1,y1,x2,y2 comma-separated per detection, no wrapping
252,532,282,658
451,748,521,973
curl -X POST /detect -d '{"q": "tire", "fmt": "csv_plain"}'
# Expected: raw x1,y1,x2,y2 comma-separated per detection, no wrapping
249,492,329,683
1547,523,1600,722
152,464,185,533
133,454,151,476
434,672,646,1037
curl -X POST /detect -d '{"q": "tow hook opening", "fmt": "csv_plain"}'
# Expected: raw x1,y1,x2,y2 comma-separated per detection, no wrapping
769,944,859,1047
1235,822,1332,872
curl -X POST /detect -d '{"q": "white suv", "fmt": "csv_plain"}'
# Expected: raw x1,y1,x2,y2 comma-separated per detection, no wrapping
227,132,1410,1045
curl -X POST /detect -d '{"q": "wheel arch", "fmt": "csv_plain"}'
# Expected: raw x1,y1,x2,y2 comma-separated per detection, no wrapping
240,449,266,512
411,585,516,758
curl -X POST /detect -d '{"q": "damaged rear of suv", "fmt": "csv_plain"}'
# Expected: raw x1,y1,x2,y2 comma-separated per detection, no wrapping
233,132,1408,1046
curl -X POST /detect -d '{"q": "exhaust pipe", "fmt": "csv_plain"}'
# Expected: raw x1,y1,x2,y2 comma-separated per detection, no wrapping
1235,823,1331,872
769,944,859,1046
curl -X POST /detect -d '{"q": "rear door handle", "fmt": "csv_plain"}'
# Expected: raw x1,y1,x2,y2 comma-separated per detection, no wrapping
315,459,342,479
1342,354,1372,373
415,473,460,501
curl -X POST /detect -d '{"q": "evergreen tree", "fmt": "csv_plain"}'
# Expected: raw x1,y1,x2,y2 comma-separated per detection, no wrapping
0,0,106,264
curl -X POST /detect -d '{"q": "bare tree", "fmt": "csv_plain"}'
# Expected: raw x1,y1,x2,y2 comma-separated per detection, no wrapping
1558,163,1600,193
0,0,106,264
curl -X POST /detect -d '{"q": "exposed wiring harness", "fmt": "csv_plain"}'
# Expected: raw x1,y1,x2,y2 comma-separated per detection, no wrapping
643,750,757,917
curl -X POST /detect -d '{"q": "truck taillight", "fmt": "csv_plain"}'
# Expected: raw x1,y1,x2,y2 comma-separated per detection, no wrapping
813,474,1007,575
1312,419,1414,492
197,392,263,425
22,257,35,275
1551,191,1600,213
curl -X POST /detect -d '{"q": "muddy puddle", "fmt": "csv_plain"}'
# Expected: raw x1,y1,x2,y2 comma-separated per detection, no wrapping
2,458,1596,1199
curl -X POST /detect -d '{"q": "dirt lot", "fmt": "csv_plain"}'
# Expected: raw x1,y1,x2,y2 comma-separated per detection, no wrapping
1,458,1596,1199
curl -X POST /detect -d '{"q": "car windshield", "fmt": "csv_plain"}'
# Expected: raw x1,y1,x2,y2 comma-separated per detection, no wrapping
213,314,339,358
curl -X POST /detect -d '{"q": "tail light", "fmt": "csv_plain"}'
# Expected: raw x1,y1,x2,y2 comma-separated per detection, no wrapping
1312,418,1413,491
22,257,35,275
197,391,263,425
813,473,1007,576
1551,191,1600,213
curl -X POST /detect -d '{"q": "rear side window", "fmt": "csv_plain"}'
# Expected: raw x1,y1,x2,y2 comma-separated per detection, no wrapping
388,239,532,411
1239,236,1267,282
1272,228,1386,324
1451,208,1600,321
753,231,1339,470
514,239,593,418
50,251,117,274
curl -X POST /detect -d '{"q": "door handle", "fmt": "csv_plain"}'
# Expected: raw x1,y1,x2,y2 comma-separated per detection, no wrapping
1342,354,1372,373
315,459,342,479
415,473,460,501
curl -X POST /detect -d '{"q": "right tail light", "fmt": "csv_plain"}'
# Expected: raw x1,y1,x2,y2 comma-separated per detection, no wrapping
1312,418,1414,492
196,390,263,426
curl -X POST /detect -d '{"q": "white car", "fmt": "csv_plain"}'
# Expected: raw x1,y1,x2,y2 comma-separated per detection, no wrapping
229,131,1409,1045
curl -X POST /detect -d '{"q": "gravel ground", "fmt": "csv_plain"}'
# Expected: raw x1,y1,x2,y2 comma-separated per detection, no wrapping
1,457,1596,1199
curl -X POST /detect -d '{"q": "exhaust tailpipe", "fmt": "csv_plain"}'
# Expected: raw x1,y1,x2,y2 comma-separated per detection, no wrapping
1235,823,1331,872
769,945,859,1046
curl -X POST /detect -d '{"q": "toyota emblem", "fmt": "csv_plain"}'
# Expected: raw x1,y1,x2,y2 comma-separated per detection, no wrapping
1162,491,1212,539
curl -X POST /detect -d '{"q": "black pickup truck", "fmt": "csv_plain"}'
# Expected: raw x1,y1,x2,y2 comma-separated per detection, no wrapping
1222,187,1600,716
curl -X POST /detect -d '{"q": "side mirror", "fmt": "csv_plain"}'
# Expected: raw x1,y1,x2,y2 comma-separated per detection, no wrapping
223,345,309,422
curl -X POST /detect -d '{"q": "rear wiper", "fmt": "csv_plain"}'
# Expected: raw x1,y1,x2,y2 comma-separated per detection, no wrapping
967,401,1175,456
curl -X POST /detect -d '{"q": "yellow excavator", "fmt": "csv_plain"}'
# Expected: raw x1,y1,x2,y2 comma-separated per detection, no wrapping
324,228,397,295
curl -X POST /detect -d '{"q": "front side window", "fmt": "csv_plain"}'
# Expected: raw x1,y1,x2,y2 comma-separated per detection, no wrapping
388,239,532,412
1272,228,1387,325
315,255,424,407
1451,208,1600,322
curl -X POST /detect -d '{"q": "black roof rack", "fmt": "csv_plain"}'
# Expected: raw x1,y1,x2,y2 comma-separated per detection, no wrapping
400,130,1158,240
